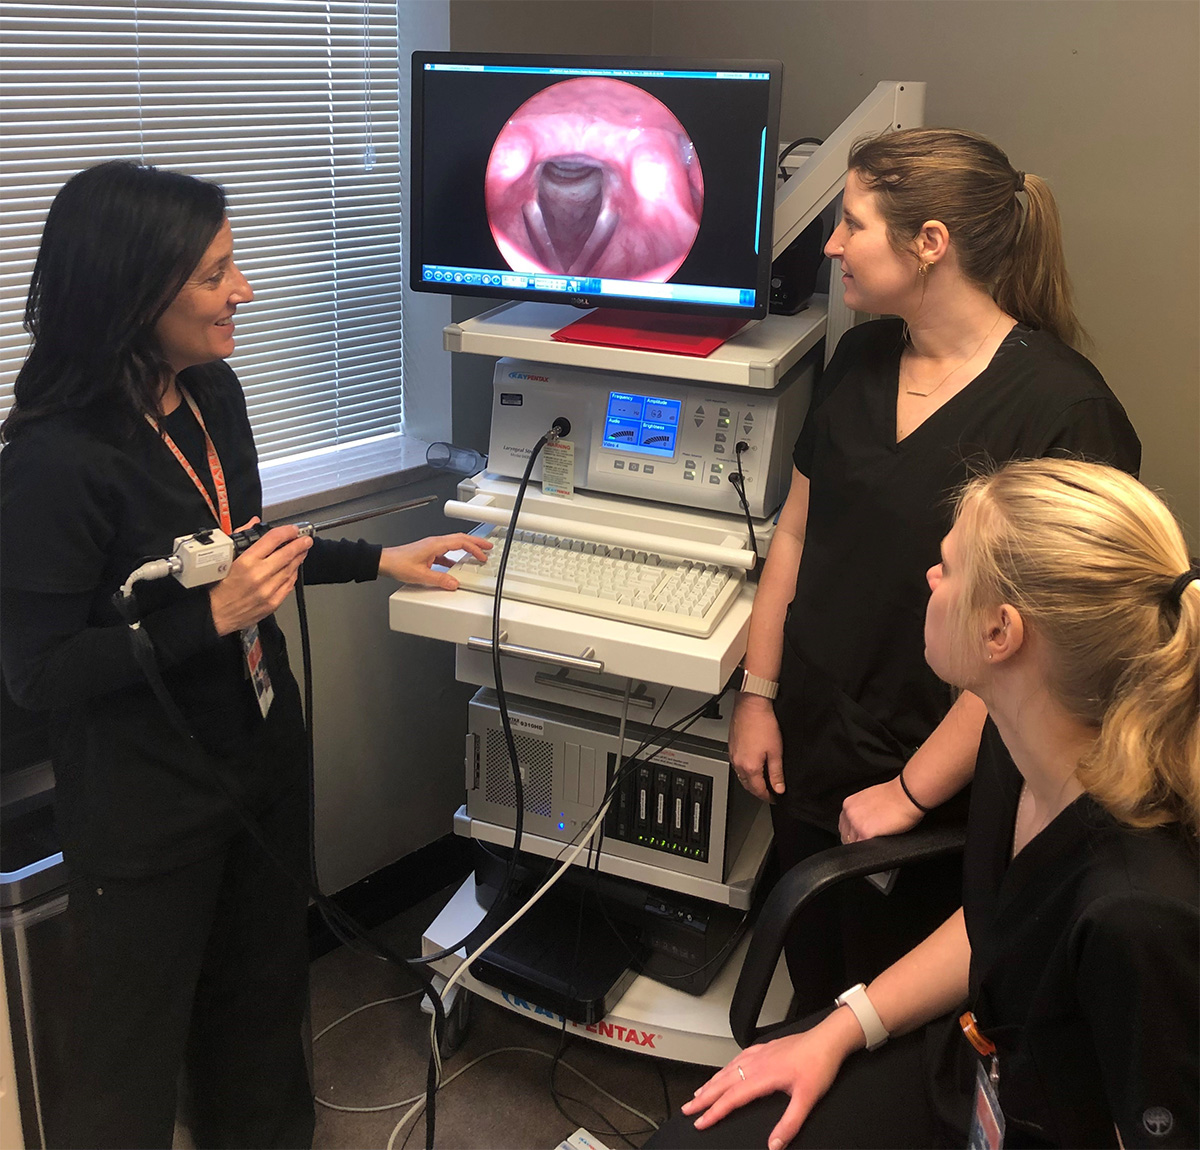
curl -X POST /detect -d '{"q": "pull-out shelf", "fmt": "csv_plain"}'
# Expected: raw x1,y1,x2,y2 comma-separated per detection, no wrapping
389,477,762,694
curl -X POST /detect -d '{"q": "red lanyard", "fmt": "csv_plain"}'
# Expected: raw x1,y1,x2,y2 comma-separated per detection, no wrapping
146,388,232,534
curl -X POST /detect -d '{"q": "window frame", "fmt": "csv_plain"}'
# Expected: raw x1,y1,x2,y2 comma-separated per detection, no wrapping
0,0,452,515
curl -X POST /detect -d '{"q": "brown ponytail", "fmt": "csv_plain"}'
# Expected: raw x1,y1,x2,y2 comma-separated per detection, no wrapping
994,173,1082,349
848,128,1086,348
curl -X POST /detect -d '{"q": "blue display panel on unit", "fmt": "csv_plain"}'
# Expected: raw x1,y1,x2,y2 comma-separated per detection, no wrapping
602,392,682,459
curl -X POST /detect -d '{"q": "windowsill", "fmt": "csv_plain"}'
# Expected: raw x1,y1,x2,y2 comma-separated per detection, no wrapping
261,433,439,521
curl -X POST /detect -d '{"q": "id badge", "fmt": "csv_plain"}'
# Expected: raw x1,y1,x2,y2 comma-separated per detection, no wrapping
241,624,274,718
968,1059,1005,1150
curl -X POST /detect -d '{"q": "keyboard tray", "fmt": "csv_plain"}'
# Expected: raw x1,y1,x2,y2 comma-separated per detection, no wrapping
450,526,745,639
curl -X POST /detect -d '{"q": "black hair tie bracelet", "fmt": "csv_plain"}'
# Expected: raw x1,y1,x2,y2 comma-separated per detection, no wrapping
899,765,933,815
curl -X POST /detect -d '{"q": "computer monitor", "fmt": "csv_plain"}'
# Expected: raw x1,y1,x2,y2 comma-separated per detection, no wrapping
410,52,783,321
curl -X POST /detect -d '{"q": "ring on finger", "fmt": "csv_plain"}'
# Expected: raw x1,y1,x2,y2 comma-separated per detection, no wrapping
737,1064,746,1081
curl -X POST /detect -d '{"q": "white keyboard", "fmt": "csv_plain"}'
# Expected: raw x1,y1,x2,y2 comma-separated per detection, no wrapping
449,526,745,637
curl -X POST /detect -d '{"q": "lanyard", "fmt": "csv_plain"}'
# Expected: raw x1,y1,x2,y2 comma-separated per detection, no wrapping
961,1010,1000,1087
962,1011,1005,1149
146,388,232,534
146,386,274,718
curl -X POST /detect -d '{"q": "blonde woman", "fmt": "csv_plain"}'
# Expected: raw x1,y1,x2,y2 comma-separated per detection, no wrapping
729,128,1141,1003
654,459,1197,1149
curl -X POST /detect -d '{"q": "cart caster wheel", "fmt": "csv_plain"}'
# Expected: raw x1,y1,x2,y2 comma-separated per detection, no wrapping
438,986,472,1059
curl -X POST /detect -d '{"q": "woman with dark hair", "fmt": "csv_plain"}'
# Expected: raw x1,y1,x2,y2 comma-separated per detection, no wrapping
0,160,489,1148
727,128,1141,1007
654,459,1198,1149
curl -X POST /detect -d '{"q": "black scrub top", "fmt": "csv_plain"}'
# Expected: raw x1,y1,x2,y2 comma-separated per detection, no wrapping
927,722,1200,1149
776,319,1140,829
0,361,381,875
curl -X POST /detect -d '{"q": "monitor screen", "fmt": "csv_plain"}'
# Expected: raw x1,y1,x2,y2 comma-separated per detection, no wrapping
410,52,782,319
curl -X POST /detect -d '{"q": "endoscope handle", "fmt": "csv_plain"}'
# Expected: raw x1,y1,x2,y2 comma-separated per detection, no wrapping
229,520,316,554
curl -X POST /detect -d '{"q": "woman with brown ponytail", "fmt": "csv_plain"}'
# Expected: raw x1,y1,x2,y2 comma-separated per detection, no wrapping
728,128,1142,1006
655,459,1198,1149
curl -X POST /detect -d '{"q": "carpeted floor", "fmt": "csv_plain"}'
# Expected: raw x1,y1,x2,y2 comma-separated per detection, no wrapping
309,886,713,1150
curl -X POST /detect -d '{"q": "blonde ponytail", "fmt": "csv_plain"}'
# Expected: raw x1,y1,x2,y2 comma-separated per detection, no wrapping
1085,575,1200,831
953,460,1200,834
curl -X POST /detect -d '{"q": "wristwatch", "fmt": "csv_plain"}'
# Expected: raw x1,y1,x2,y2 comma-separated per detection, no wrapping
834,983,890,1050
738,668,779,700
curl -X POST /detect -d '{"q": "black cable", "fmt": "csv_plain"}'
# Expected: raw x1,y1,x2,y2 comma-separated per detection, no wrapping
544,895,643,1147
573,704,755,988
583,694,714,869
119,579,449,1147
545,700,650,1149
487,432,549,896
778,136,824,180
727,442,760,573
583,874,747,989
656,1059,672,1132
500,700,736,993
295,570,445,1147
411,421,564,969
572,681,765,988
312,422,559,1138
548,1030,649,1146
473,697,723,1140
649,684,672,729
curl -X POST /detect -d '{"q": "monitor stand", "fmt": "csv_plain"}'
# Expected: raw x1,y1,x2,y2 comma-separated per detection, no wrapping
550,307,749,358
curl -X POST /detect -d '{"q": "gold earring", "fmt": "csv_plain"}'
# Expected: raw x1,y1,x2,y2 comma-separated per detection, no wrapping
918,262,931,278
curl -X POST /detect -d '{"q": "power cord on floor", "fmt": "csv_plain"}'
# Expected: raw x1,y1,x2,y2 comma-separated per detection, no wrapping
311,982,680,1144
313,992,424,1115
312,997,657,1132
389,1046,662,1150
548,1029,655,1148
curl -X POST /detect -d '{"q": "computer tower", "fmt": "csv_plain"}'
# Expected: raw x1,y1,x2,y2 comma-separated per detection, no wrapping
465,689,758,886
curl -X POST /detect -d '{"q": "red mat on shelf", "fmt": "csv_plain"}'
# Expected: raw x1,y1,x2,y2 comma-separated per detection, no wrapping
551,308,748,357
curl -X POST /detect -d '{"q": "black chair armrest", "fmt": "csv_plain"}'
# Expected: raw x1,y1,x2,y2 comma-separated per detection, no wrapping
729,825,966,1048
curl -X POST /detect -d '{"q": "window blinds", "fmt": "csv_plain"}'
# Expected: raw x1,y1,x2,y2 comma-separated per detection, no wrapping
0,0,405,464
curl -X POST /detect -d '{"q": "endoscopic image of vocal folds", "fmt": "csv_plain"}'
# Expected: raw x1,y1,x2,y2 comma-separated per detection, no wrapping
484,77,704,281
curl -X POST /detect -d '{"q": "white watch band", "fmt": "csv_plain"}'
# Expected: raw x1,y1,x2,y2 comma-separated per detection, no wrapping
739,669,779,700
834,983,889,1051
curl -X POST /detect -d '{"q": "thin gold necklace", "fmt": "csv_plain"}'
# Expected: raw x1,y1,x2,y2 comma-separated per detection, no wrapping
903,311,1005,398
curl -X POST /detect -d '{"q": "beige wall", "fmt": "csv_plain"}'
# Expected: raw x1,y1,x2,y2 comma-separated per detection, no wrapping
450,0,1199,546
451,0,652,52
275,472,480,892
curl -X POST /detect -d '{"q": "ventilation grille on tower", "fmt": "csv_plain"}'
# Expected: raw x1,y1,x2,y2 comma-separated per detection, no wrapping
484,728,554,817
